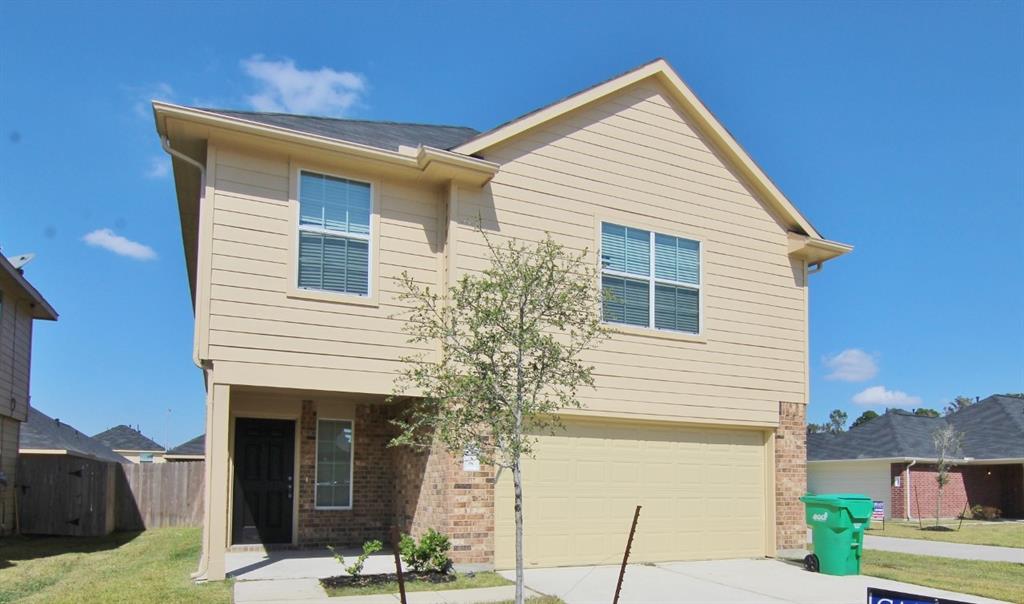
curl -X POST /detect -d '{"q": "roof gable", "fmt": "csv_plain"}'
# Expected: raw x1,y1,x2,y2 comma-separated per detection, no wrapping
454,59,845,250
93,424,164,452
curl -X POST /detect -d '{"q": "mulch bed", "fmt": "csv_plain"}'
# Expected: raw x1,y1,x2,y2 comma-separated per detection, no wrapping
320,571,461,589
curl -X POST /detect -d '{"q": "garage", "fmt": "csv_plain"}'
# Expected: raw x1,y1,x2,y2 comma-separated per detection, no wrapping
494,419,771,568
807,460,892,518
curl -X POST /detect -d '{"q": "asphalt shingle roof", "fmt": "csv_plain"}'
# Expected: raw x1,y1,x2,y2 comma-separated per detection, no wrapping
809,395,1024,462
21,408,128,463
195,108,479,152
167,434,204,457
92,425,164,452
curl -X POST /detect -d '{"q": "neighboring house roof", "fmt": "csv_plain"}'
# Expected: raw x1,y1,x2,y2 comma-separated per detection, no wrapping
194,109,479,152
809,395,1024,462
0,253,57,320
166,434,204,457
93,425,164,452
21,407,128,463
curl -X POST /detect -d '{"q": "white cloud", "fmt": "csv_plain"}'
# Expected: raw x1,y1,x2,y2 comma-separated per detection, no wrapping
824,348,878,382
241,55,366,116
144,156,171,179
852,385,922,408
83,229,157,261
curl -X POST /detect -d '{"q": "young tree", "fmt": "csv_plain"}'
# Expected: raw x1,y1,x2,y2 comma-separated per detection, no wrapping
944,395,974,416
931,425,964,526
850,410,879,429
828,409,848,434
390,230,607,604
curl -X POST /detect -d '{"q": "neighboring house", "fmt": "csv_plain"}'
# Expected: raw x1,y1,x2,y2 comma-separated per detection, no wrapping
166,434,205,461
92,425,166,463
20,407,128,463
808,395,1024,520
154,58,851,580
0,253,57,535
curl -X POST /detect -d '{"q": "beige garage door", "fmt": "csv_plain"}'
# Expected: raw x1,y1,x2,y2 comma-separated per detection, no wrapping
495,420,769,569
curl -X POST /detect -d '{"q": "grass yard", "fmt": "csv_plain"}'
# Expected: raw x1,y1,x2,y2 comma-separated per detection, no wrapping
867,520,1024,548
0,527,231,604
862,550,1024,604
323,570,511,597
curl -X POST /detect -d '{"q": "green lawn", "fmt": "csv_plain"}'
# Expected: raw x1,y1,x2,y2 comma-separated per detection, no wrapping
862,550,1024,604
0,527,231,604
867,520,1024,548
323,570,511,597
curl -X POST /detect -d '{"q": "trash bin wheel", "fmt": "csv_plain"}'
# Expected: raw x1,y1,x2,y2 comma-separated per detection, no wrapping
803,553,820,573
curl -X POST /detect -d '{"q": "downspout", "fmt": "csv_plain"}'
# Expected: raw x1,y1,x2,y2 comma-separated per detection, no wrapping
160,135,206,370
161,135,211,581
905,459,917,520
807,261,824,275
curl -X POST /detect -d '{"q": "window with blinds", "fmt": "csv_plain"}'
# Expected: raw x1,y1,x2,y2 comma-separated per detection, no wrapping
316,419,353,509
297,171,371,296
600,222,701,334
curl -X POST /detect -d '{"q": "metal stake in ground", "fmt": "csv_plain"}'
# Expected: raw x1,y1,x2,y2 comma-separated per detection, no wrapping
613,505,641,604
390,526,407,604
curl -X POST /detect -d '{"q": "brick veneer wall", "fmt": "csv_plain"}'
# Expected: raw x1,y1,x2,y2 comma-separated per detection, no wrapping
297,401,395,545
891,463,1023,519
297,400,495,565
390,428,495,566
775,401,807,551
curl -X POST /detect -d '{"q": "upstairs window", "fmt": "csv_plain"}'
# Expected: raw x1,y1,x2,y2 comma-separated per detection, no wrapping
297,171,371,296
601,222,701,334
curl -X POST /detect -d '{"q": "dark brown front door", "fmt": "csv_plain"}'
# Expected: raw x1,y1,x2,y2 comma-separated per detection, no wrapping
232,418,294,544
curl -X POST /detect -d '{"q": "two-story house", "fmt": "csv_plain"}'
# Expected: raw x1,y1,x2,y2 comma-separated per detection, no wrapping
0,253,57,535
154,59,850,580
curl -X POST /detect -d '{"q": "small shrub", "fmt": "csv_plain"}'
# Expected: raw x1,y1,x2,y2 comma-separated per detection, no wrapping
399,528,452,574
970,505,1002,521
328,540,384,578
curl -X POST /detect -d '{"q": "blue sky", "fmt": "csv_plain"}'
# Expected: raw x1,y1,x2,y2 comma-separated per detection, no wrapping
1,1,1021,446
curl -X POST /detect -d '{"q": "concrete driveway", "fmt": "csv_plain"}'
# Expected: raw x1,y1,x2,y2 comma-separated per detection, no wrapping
502,558,1009,604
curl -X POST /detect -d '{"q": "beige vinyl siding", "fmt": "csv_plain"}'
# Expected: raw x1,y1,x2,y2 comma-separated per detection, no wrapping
203,144,441,394
459,80,807,426
1,416,18,534
0,279,34,423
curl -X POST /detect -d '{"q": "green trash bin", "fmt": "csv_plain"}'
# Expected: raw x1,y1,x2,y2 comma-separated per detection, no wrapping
799,493,873,576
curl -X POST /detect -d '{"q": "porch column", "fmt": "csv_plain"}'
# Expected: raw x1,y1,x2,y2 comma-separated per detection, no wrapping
202,383,231,581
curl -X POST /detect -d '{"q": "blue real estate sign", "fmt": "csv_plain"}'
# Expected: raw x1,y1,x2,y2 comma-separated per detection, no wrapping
867,587,974,604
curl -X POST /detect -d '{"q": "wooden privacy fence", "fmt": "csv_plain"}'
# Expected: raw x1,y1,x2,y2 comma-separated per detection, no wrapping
17,457,205,536
116,462,205,531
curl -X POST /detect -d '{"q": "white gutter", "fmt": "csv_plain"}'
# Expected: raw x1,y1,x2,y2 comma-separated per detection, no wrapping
160,136,207,371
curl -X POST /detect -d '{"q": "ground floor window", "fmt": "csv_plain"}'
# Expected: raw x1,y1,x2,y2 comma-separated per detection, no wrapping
315,419,353,509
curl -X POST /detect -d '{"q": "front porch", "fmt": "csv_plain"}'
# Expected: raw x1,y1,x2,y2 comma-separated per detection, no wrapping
200,385,495,581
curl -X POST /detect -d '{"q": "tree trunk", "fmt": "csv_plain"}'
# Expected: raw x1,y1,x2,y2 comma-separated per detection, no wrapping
936,487,941,526
513,458,524,604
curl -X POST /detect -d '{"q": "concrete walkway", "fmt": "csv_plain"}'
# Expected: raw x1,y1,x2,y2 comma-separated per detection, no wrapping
234,580,536,604
503,558,1010,604
865,535,1024,563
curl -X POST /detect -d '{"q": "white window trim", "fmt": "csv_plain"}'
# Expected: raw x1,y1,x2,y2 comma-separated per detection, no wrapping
600,225,703,336
314,417,355,511
292,167,377,303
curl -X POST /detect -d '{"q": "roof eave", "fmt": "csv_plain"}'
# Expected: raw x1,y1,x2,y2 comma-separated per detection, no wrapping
0,254,57,320
788,233,853,264
152,101,499,186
